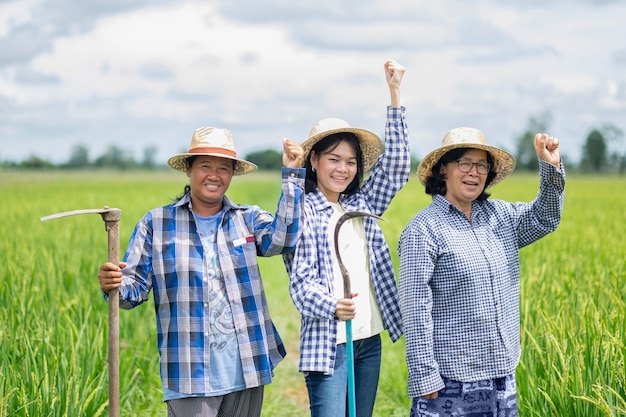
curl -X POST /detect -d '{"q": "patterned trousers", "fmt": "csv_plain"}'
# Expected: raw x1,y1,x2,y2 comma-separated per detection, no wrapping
410,374,517,417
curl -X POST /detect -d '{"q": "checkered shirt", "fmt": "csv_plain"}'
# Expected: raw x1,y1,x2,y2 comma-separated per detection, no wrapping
284,106,410,375
398,160,565,397
115,168,304,396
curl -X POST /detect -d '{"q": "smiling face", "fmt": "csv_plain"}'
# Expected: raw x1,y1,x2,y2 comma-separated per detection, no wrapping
186,155,235,216
440,149,489,214
310,140,358,203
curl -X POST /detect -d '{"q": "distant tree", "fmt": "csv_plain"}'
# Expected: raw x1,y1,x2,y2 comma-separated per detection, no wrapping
515,112,551,171
580,129,608,173
602,123,624,174
608,152,624,173
20,155,54,169
142,146,158,169
411,153,421,172
65,144,90,168
94,145,136,169
246,149,282,171
579,123,625,173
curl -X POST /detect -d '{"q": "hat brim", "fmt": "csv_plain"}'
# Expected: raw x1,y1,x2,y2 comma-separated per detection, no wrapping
167,152,258,176
301,127,383,171
417,143,516,187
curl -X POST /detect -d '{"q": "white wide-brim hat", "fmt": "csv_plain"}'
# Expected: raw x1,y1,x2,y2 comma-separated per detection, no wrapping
168,127,258,175
417,127,516,187
300,118,383,171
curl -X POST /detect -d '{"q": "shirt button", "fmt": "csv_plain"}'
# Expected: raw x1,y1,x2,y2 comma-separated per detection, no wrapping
205,332,209,338
204,303,209,308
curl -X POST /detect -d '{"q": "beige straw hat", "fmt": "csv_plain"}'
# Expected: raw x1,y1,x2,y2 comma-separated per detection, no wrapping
417,127,516,187
168,127,258,175
300,118,383,171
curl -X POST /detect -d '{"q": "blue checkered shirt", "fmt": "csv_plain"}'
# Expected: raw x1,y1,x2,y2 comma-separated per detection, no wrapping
398,160,565,397
284,106,410,375
115,168,304,396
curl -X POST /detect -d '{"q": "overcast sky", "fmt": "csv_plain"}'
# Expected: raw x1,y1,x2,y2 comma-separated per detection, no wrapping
1,0,625,165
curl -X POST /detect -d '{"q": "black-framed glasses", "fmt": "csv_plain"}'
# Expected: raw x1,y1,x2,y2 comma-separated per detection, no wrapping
454,159,491,175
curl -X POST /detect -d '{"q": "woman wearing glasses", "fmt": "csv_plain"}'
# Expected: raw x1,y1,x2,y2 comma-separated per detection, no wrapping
398,127,565,416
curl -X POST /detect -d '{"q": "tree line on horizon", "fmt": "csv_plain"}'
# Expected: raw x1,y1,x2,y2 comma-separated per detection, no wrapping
2,115,625,174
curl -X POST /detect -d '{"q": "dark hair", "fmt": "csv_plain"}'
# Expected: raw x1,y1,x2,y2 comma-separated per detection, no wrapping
174,184,191,201
304,133,364,195
173,155,236,200
424,148,497,200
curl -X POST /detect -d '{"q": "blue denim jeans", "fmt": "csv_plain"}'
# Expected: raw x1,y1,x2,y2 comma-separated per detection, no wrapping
305,334,382,417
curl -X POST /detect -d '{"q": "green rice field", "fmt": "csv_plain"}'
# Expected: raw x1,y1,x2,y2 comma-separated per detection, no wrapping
1,169,624,416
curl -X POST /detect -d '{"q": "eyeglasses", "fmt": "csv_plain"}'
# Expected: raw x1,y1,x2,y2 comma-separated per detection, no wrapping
453,159,491,175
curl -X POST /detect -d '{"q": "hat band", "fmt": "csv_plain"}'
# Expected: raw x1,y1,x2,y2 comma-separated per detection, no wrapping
189,147,237,158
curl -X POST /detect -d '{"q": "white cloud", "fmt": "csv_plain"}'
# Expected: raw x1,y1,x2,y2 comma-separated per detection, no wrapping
1,0,625,165
0,1,35,38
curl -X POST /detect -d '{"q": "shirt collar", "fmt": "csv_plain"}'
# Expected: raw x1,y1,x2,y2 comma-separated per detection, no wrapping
308,188,334,212
432,194,454,213
432,194,483,218
174,192,241,211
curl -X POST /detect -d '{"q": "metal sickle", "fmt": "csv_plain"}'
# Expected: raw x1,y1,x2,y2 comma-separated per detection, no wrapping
41,206,122,417
333,210,387,417
333,210,387,298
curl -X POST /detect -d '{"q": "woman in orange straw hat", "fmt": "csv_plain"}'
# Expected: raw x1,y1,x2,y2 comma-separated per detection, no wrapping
98,128,305,417
283,59,410,417
398,127,565,416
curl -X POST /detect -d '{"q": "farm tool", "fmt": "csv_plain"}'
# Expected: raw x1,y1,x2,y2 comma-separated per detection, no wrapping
41,207,121,417
333,210,386,417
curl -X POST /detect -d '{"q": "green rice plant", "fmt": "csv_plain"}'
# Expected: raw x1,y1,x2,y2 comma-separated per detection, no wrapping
512,175,626,417
1,170,624,416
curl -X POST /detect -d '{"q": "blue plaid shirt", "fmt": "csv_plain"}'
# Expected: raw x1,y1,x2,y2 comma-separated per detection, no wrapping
398,160,565,397
115,168,304,397
284,106,410,375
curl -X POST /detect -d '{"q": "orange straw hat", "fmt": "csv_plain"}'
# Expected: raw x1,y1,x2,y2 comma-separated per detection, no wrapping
300,118,384,171
168,127,258,175
417,127,516,187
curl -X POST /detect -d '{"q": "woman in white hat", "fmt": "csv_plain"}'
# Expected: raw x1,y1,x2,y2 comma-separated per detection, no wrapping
398,128,565,416
283,59,410,417
98,128,305,417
